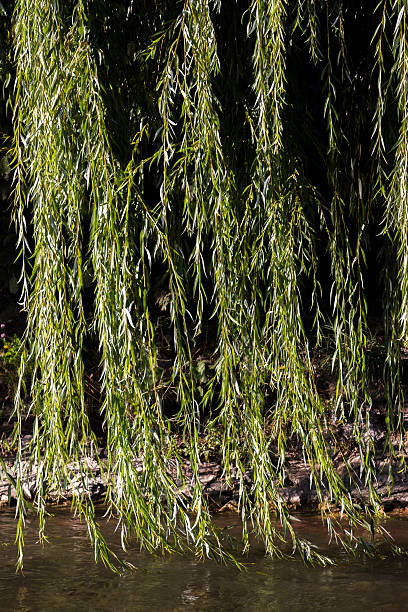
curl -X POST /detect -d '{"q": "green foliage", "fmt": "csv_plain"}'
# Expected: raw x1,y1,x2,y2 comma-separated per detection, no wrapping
0,334,31,397
4,0,408,569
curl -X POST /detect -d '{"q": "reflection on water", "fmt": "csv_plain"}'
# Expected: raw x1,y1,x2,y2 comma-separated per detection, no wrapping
1,508,408,611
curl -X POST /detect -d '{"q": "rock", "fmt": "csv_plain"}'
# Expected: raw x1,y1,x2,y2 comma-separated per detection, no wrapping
199,473,216,486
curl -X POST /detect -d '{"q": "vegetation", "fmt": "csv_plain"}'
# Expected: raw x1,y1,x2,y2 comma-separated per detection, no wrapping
0,0,408,569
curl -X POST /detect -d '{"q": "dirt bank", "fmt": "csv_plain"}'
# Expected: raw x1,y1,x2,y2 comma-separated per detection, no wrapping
2,425,408,514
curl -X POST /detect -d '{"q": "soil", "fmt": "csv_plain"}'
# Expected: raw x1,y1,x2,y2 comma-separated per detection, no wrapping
2,417,408,515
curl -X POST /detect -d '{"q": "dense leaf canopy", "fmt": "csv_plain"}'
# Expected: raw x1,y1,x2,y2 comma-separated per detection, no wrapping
1,0,408,568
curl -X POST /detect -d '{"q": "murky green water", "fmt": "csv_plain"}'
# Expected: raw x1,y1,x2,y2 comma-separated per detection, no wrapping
1,509,408,611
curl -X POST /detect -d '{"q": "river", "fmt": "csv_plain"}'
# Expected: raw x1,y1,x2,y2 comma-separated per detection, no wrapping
1,508,408,611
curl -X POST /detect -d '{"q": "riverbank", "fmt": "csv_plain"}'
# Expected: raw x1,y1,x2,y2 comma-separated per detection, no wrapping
1,422,408,514
1,298,408,515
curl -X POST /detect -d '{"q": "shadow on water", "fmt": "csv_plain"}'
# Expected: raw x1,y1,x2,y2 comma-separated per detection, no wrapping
1,508,408,611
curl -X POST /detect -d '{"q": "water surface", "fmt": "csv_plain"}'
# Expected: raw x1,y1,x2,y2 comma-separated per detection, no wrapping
1,508,408,611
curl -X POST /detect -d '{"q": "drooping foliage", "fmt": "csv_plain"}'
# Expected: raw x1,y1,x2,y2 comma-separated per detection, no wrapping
1,0,408,568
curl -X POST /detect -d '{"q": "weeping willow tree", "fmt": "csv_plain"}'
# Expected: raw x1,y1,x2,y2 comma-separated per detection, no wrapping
1,0,408,569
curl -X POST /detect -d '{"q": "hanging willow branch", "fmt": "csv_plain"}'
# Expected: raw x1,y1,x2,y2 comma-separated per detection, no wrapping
6,0,408,569
11,0,93,566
